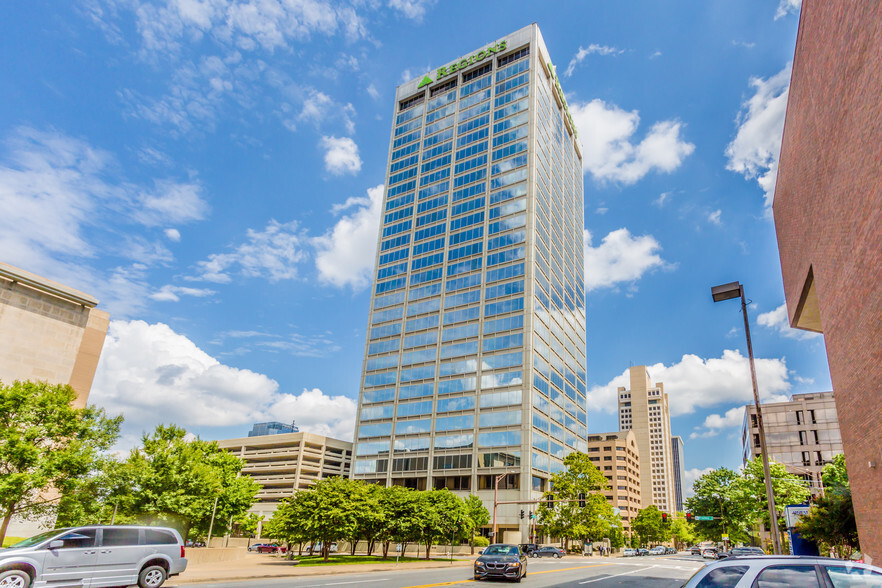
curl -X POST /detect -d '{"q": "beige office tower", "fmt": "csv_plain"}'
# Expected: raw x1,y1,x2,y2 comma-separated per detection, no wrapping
585,430,641,534
351,24,587,545
742,391,842,498
618,366,675,513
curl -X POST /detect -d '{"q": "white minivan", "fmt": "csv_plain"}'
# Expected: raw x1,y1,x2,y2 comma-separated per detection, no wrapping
0,525,187,588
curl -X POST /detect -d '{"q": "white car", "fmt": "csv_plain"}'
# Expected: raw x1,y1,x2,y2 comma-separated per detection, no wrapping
649,546,667,555
682,555,882,587
622,548,637,557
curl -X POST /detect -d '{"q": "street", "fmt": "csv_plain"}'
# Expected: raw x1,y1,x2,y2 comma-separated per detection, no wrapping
166,555,705,588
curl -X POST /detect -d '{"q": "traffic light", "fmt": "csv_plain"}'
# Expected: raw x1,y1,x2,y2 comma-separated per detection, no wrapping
662,513,668,523
547,494,554,509
529,510,534,520
578,492,586,508
520,510,524,519
686,512,693,522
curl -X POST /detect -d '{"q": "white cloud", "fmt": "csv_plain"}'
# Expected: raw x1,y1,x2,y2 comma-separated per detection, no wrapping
725,64,791,210
298,89,356,134
388,0,436,20
564,44,625,77
683,467,715,498
150,284,216,302
91,320,356,447
654,192,671,207
366,84,380,100
320,136,362,175
708,209,722,225
587,349,792,416
775,0,801,20
571,99,694,184
164,228,181,241
0,126,203,317
193,219,307,283
690,406,745,439
757,303,821,340
583,228,667,292
313,184,383,289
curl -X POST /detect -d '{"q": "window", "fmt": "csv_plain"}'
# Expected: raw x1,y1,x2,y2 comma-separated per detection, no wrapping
145,529,177,545
102,528,140,547
54,529,97,549
754,565,822,588
824,565,882,587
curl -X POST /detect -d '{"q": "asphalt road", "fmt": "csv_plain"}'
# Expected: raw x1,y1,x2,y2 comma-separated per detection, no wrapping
166,555,706,588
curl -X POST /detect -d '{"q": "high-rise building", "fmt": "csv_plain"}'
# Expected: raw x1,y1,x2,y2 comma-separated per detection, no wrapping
773,1,881,563
585,431,641,535
249,421,299,437
670,435,686,513
741,392,842,498
618,366,675,513
351,24,587,544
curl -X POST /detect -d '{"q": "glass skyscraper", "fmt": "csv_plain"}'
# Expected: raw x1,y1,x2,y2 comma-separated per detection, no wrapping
352,24,586,542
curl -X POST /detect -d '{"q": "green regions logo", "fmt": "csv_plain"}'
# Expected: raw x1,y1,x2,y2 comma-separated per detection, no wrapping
417,40,508,89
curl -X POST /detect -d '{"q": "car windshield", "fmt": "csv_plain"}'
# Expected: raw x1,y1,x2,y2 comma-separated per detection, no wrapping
7,528,73,549
484,545,518,556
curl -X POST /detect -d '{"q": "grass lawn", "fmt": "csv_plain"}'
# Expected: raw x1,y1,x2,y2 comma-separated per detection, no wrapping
290,555,463,566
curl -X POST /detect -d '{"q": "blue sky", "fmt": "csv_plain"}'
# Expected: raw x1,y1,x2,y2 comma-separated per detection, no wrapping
0,0,825,492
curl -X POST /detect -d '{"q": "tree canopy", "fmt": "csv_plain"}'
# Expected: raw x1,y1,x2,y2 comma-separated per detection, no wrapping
631,505,669,545
797,454,858,558
0,380,121,544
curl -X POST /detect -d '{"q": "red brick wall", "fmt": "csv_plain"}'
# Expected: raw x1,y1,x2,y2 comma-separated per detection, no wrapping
774,1,882,563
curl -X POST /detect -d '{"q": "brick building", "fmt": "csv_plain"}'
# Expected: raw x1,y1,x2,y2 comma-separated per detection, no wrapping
773,1,882,564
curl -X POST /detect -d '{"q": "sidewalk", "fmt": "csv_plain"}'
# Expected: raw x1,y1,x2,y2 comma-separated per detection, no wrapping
175,553,475,584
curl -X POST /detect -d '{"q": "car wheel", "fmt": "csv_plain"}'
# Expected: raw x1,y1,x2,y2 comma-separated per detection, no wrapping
138,565,167,588
0,570,31,588
554,553,561,558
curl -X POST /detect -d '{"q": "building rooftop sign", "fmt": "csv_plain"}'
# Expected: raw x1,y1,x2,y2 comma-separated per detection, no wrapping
417,40,509,89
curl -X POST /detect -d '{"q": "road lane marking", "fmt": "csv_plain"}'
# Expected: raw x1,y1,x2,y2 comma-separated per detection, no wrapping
401,563,616,587
578,565,657,584
317,580,391,586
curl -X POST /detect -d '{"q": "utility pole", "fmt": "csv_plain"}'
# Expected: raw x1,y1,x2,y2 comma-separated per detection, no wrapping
206,495,219,547
491,472,514,540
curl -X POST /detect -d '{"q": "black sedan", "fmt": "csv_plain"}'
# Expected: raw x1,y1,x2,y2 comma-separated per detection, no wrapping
474,544,527,582
531,546,565,558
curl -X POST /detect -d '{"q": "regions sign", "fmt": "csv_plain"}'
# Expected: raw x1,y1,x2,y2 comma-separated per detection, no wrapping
417,40,508,89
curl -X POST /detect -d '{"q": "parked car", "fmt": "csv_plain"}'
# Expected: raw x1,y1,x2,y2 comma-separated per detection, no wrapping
307,542,337,555
532,546,565,558
474,544,527,582
681,555,882,587
702,547,719,559
518,543,539,556
666,547,677,554
690,545,702,555
0,525,187,588
254,543,286,554
649,546,667,555
724,546,766,558
637,548,649,556
247,543,273,552
622,548,637,557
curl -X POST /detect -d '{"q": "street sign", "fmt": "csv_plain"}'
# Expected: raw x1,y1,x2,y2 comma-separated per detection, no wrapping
695,516,714,521
722,534,729,541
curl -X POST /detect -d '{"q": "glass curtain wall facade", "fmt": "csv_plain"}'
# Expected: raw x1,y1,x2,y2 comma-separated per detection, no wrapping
352,24,586,540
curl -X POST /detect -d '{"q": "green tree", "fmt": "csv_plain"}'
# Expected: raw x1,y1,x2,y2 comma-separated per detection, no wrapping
631,505,669,546
123,425,259,540
736,457,810,535
685,467,751,543
0,380,122,544
55,456,134,527
264,491,311,556
797,453,857,558
234,512,264,538
354,482,385,556
669,513,696,548
821,454,849,491
416,488,467,559
463,494,490,554
536,452,619,549
377,486,422,558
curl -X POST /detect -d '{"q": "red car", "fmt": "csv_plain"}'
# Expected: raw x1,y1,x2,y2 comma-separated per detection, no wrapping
254,543,286,554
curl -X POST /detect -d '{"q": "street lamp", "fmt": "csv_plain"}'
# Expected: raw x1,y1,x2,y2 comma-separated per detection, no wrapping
491,471,518,541
711,281,782,555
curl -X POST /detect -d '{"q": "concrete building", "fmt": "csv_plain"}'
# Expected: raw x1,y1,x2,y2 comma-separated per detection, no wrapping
0,261,109,408
248,421,299,437
218,431,353,524
671,436,686,513
618,366,675,513
0,261,110,538
772,1,882,563
585,431,641,535
351,24,587,544
741,392,842,498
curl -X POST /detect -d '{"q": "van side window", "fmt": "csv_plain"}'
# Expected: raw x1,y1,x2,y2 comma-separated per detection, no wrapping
145,529,177,545
102,528,140,546
57,530,97,549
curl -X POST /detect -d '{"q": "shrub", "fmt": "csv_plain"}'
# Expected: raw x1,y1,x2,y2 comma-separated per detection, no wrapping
473,536,490,547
